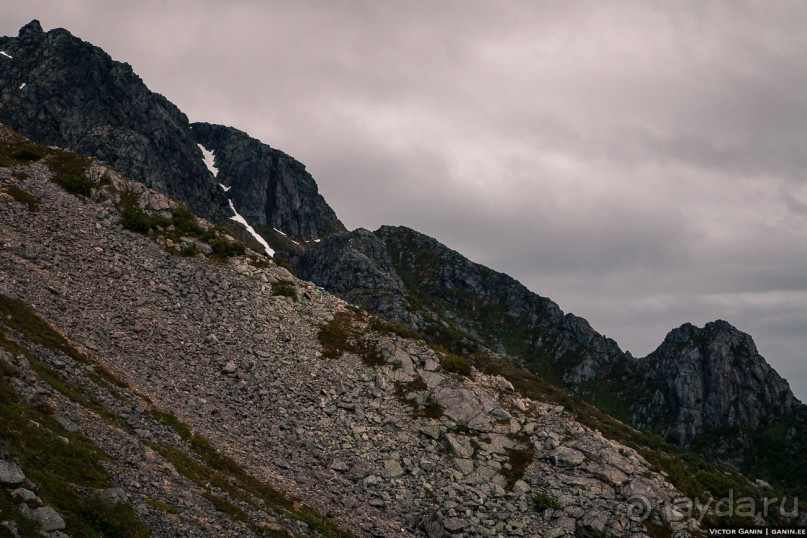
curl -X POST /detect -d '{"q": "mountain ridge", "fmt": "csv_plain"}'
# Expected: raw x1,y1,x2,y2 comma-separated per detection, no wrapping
0,127,726,535
1,18,805,517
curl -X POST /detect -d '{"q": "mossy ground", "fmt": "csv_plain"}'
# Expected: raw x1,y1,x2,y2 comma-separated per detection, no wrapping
0,335,147,537
317,311,383,366
0,185,39,211
146,412,355,538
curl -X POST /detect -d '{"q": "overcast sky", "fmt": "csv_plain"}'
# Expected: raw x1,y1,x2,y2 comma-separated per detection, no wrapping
2,1,806,400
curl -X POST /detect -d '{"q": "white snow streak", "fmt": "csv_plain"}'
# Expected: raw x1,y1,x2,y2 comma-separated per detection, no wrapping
19,83,25,90
272,227,287,237
219,183,231,192
0,51,12,59
228,199,275,257
197,143,218,177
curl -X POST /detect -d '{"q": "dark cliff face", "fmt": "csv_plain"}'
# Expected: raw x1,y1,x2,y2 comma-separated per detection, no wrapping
374,225,626,385
631,320,799,448
291,228,415,324
191,122,345,240
0,20,225,219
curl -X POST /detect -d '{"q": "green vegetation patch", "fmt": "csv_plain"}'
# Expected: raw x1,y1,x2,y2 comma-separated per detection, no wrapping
532,491,560,511
120,201,170,234
422,392,444,420
368,317,421,340
0,133,45,167
271,280,298,300
146,497,179,514
317,311,383,366
10,143,45,162
502,436,536,490
440,352,472,377
151,409,192,441
209,236,246,259
47,151,93,198
52,170,93,197
0,185,40,211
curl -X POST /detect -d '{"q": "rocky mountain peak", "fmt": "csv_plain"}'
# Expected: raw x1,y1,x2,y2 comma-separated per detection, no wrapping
18,19,43,37
633,320,799,448
0,21,226,221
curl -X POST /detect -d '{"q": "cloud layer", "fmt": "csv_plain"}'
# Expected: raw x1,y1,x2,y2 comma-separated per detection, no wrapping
3,1,805,399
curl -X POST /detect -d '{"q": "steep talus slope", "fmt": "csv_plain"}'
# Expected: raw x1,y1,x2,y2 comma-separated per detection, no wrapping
0,129,726,536
3,18,797,485
192,122,345,240
0,20,226,221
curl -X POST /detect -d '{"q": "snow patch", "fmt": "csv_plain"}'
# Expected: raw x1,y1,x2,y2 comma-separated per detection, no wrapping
219,183,231,192
18,83,25,90
228,200,274,257
272,227,287,237
0,51,13,59
197,143,218,177
314,239,321,243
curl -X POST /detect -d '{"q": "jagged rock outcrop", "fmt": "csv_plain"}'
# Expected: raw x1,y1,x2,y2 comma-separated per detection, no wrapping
374,225,626,386
631,321,799,448
291,228,415,324
0,20,226,220
192,122,345,239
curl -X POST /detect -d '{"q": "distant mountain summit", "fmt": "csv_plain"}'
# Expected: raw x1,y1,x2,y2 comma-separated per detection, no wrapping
0,20,225,220
632,320,798,447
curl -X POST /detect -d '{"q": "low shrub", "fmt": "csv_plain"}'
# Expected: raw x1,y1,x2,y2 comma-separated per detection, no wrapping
53,171,94,197
120,203,169,234
369,318,421,340
442,353,472,376
423,392,443,419
11,144,44,161
272,280,298,300
210,237,245,259
532,491,560,511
